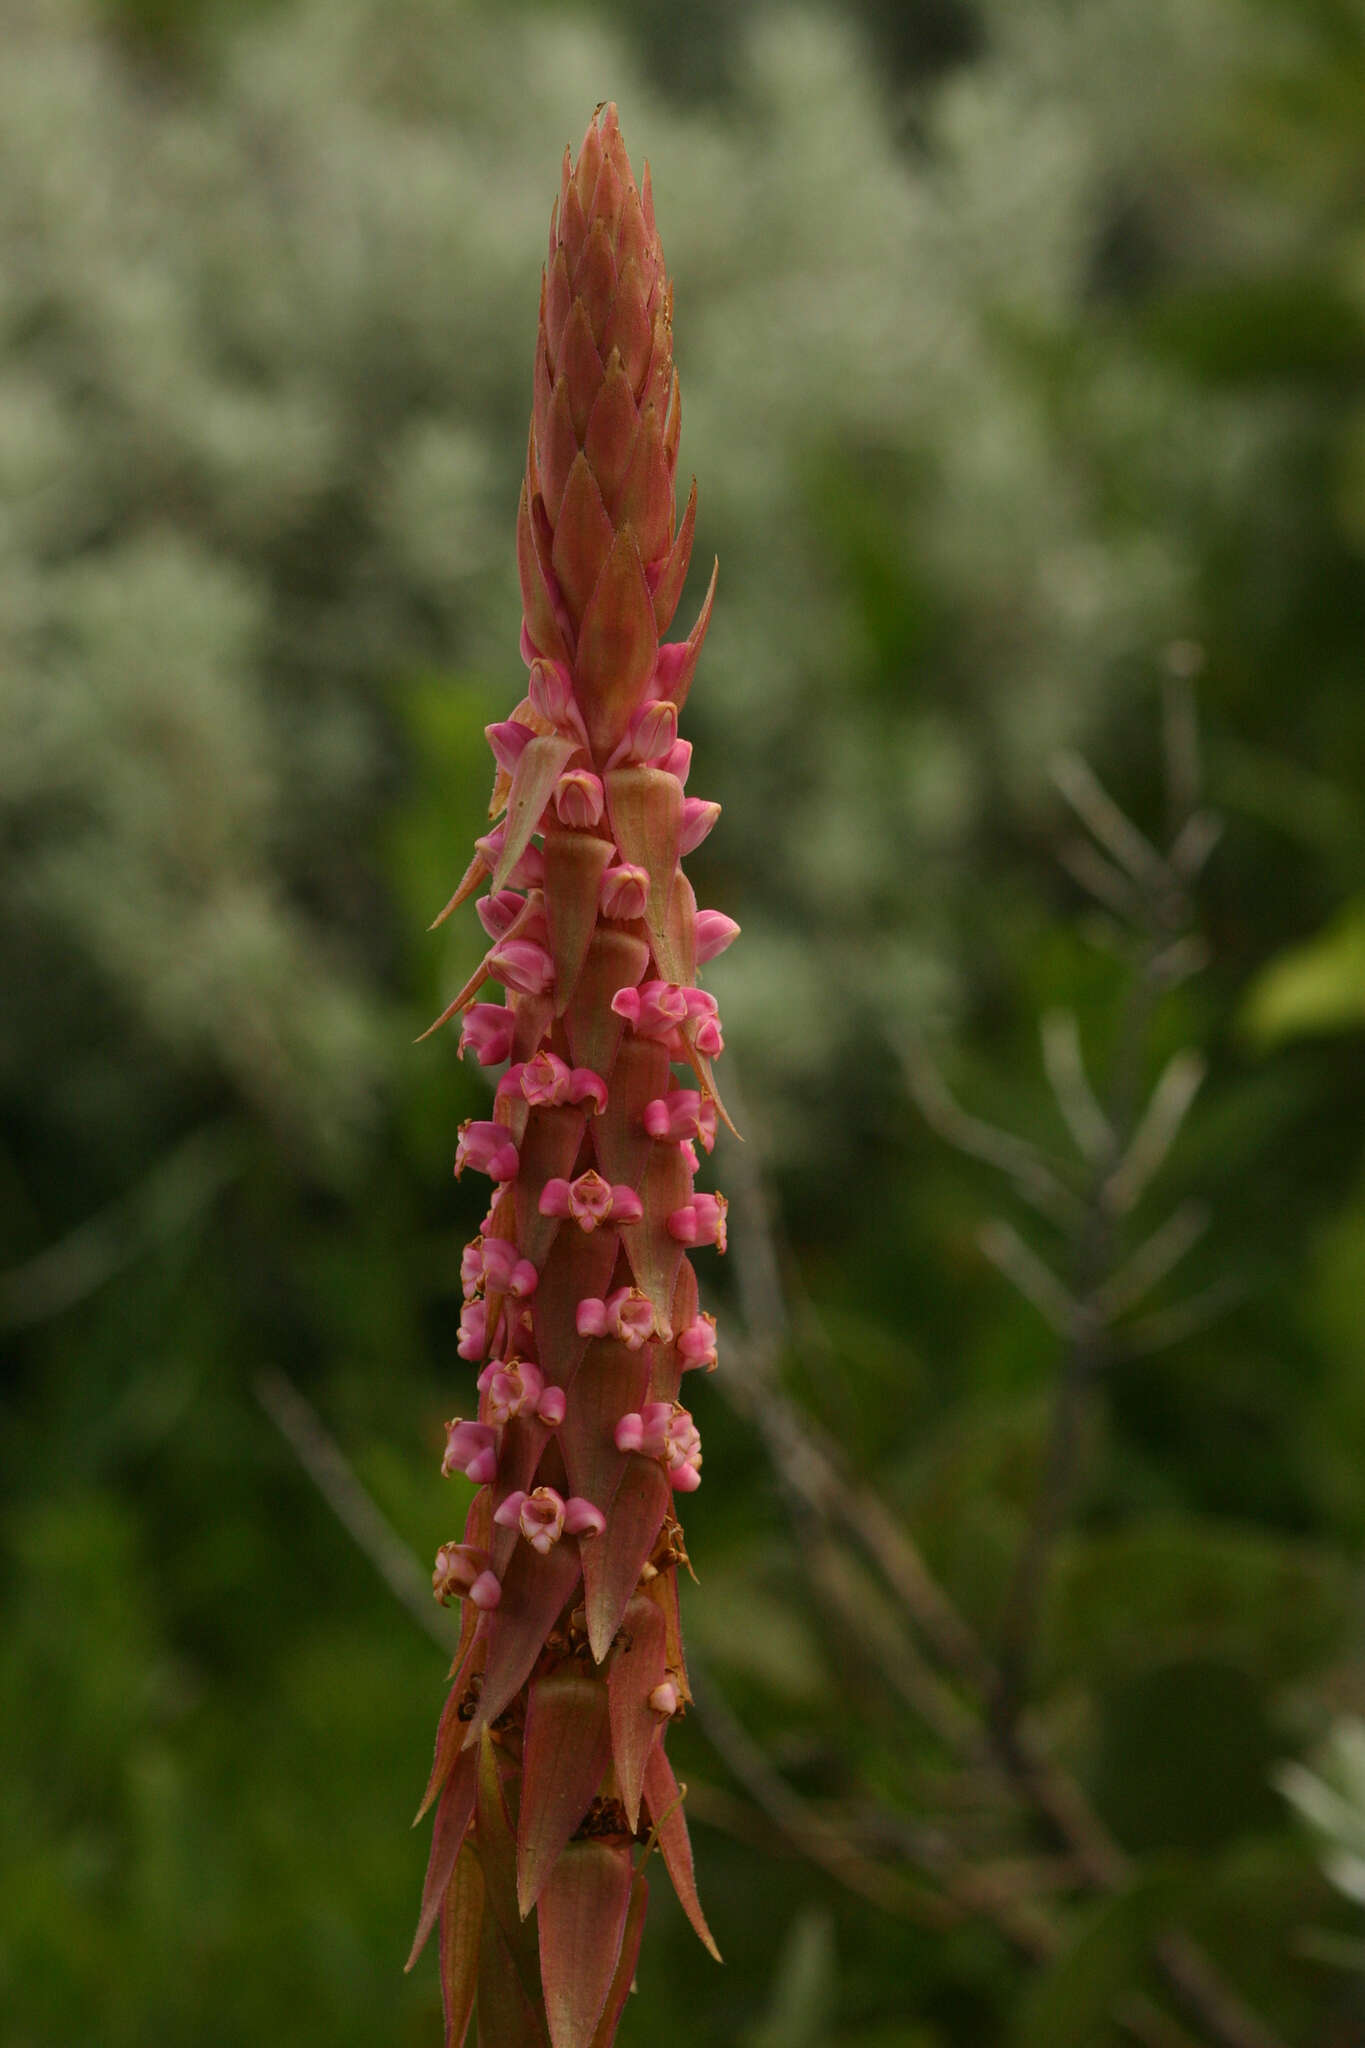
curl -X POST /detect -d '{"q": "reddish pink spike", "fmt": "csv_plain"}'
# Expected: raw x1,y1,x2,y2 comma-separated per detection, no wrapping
600,258,653,394
556,300,607,444
571,221,619,350
415,958,491,1044
642,1746,720,1959
408,1744,478,1969
603,767,684,955
563,927,649,1077
531,1222,621,1395
558,1336,650,1514
656,556,717,714
583,355,642,519
582,1455,670,1662
542,828,615,1015
538,378,582,528
586,1871,648,2048
493,735,578,892
518,481,572,669
617,1141,691,1330
640,158,655,233
466,1538,583,1740
538,1839,634,2048
550,453,615,626
616,410,674,570
649,478,696,635
514,1104,589,1270
517,1665,614,1916
545,246,574,363
573,528,658,760
438,1843,485,2048
590,1035,670,1194
533,337,556,483
606,1594,668,1829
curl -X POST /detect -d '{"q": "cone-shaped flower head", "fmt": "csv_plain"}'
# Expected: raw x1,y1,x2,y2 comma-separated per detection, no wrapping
412,106,730,2048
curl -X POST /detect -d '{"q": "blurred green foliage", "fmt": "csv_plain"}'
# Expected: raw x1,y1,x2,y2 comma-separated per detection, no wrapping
4,0,1365,2041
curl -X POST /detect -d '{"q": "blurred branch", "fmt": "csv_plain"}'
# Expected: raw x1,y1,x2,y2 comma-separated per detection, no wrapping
254,1365,456,1656
0,1121,244,1329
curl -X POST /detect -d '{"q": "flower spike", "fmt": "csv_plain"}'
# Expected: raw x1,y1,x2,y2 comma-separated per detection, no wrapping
415,105,732,2038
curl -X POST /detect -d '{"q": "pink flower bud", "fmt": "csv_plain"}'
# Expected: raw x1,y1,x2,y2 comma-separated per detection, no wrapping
679,797,722,855
599,863,649,921
694,910,741,963
611,980,690,1040
486,937,555,996
493,1485,600,1553
539,1171,643,1232
568,1066,608,1115
476,1357,545,1427
432,1542,501,1610
485,719,534,776
667,1193,728,1252
454,1120,519,1182
661,738,692,784
475,827,544,890
554,768,605,829
461,1238,485,1296
477,1237,538,1297
458,1003,515,1066
610,698,678,767
476,888,527,940
642,1089,716,1150
678,1312,719,1372
614,1402,671,1456
518,1048,573,1105
528,658,586,739
648,1680,680,1718
692,1014,724,1057
442,1418,500,1485
575,1286,658,1350
536,1385,567,1427
456,1297,487,1361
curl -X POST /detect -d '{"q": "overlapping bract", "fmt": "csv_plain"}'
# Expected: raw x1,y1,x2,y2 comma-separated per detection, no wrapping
413,105,731,2048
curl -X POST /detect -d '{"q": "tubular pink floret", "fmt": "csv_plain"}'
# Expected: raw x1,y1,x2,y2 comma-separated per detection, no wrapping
494,1486,606,1554
575,1285,659,1350
486,936,556,996
476,888,528,940
648,1680,680,1718
476,1356,546,1426
661,738,693,784
667,1192,728,1252
458,1002,516,1066
539,1171,644,1231
680,798,722,855
456,1297,487,1361
611,979,690,1039
442,1418,500,1485
600,863,650,921
475,827,544,889
528,657,587,741
642,1089,717,1150
454,1120,520,1183
432,1542,502,1610
609,698,678,768
695,910,741,963
536,1385,567,1427
678,1311,719,1371
554,768,605,829
479,1237,539,1297
568,1066,608,1114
